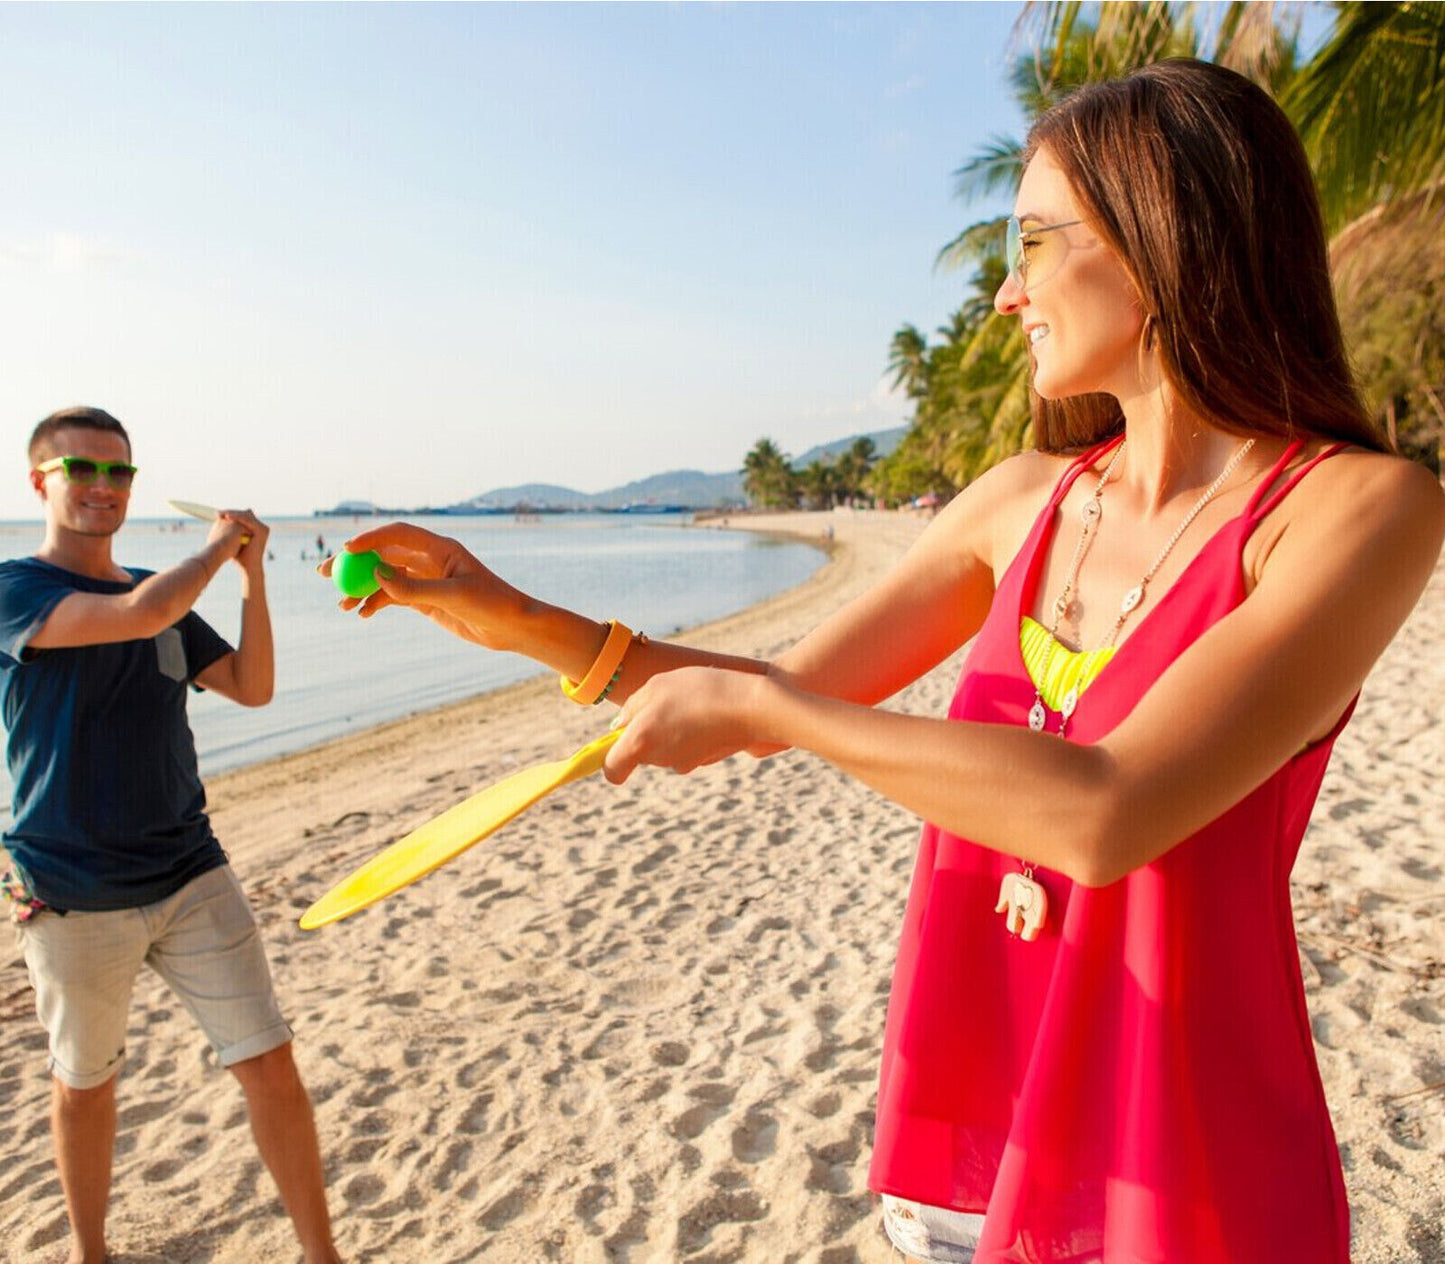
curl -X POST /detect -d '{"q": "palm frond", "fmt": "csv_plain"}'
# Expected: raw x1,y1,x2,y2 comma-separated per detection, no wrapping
951,139,1026,207
1206,1,1301,91
935,215,1008,274
1286,1,1445,229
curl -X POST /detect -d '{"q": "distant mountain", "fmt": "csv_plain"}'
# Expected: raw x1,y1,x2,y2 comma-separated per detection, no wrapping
467,483,597,511
317,426,909,515
469,469,744,512
790,426,906,468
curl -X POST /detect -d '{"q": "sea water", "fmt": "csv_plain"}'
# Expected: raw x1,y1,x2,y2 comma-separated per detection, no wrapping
0,514,824,819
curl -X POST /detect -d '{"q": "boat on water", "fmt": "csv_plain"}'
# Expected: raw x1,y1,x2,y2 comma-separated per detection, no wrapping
606,502,689,514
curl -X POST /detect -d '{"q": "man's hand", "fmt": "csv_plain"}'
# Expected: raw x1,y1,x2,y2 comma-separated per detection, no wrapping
216,510,269,577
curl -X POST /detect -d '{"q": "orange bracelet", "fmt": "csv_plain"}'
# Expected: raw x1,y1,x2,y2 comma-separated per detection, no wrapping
560,620,634,705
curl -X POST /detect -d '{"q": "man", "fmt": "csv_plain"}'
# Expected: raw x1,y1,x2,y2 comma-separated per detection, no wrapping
0,407,341,1264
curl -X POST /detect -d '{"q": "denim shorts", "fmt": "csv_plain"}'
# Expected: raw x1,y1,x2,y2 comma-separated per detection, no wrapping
882,1195,985,1263
15,865,292,1089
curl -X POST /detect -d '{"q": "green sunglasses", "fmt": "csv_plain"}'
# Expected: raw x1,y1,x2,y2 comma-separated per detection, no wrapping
1005,215,1083,287
36,456,139,490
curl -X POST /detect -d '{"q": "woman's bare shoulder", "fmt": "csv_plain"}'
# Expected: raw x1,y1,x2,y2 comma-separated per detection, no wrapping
1291,446,1444,528
939,448,1074,523
926,448,1080,575
1259,445,1444,582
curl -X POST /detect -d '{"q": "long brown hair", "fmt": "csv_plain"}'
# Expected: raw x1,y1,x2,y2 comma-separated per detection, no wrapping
1024,59,1386,453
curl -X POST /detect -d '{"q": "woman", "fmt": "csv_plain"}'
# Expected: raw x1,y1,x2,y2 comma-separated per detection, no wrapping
330,61,1442,1263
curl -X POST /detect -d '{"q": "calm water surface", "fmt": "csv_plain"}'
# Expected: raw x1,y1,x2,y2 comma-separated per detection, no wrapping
0,515,823,816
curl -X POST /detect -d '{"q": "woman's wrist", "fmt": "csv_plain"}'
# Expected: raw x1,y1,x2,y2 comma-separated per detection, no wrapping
505,596,605,676
742,670,787,748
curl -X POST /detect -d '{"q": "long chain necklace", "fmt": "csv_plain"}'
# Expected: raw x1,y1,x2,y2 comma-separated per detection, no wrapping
997,435,1257,942
1025,438,1128,737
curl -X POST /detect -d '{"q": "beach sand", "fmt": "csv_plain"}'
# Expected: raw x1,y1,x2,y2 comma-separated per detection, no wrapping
1,507,1441,1263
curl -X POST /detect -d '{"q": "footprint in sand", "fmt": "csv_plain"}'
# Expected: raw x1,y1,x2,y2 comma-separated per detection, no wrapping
676,1181,768,1252
806,1090,842,1119
731,1106,778,1163
602,1178,655,1254
1400,996,1441,1025
432,1138,472,1192
631,842,678,876
806,1134,862,1193
342,1169,387,1206
480,1183,534,1230
671,1082,735,1140
650,1040,687,1068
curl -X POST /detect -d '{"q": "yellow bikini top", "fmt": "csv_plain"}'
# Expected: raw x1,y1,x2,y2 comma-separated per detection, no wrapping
1019,616,1115,712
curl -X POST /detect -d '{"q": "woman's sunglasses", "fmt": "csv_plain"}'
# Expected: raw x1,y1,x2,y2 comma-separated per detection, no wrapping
1005,216,1082,288
36,456,139,490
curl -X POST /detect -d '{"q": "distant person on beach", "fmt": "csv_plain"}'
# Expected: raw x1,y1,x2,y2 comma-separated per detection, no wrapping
0,407,341,1264
327,62,1443,1263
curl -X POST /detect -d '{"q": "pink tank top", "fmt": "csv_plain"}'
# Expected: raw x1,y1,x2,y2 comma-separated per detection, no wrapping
868,437,1353,1263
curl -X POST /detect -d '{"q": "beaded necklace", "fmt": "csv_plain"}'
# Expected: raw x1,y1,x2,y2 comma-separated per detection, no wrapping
996,436,1257,941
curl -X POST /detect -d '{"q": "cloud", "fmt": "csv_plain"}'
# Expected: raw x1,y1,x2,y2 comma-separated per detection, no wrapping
0,232,138,274
797,374,912,429
869,373,910,409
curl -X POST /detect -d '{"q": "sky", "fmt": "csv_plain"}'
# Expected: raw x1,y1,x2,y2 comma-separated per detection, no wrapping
0,3,1325,521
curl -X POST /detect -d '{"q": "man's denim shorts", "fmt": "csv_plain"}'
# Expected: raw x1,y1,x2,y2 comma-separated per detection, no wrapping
15,865,292,1089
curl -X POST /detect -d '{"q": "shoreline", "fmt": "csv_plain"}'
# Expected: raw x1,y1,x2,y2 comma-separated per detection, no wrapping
201,508,924,830
2,507,1440,1262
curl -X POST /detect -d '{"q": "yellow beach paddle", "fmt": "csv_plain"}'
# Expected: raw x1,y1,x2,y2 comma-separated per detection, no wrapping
298,729,621,929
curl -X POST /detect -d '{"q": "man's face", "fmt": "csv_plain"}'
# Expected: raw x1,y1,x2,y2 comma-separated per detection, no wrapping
31,427,134,539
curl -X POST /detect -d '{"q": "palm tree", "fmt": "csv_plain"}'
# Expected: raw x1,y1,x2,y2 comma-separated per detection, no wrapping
887,324,931,399
1328,189,1445,468
741,438,798,509
890,2,1444,486
867,427,957,506
1286,1,1445,467
829,437,879,506
798,459,841,511
898,2,1303,493
1285,2,1445,233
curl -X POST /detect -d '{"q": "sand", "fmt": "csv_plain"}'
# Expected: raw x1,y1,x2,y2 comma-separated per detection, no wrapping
0,507,1440,1264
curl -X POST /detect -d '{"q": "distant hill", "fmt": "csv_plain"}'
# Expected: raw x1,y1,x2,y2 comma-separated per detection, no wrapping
790,427,906,469
318,426,908,514
469,469,745,512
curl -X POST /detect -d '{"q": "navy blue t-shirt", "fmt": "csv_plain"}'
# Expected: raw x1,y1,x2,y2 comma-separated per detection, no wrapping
0,557,233,911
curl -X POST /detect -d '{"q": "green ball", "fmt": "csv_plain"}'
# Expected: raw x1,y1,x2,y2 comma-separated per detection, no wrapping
333,549,384,599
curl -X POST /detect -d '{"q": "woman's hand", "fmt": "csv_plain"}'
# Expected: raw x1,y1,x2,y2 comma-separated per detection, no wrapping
319,526,785,731
605,666,769,783
319,522,527,650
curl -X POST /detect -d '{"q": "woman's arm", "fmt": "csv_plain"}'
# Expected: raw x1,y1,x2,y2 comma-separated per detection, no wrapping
766,461,1018,704
324,522,772,691
330,456,1026,709
609,452,1445,888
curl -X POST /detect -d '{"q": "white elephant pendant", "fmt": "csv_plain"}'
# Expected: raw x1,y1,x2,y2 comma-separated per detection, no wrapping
995,870,1049,941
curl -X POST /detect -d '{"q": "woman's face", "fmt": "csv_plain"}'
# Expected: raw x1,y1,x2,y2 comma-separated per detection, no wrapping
994,148,1149,401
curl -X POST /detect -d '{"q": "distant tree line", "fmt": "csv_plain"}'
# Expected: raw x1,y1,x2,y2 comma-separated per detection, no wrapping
740,436,881,509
